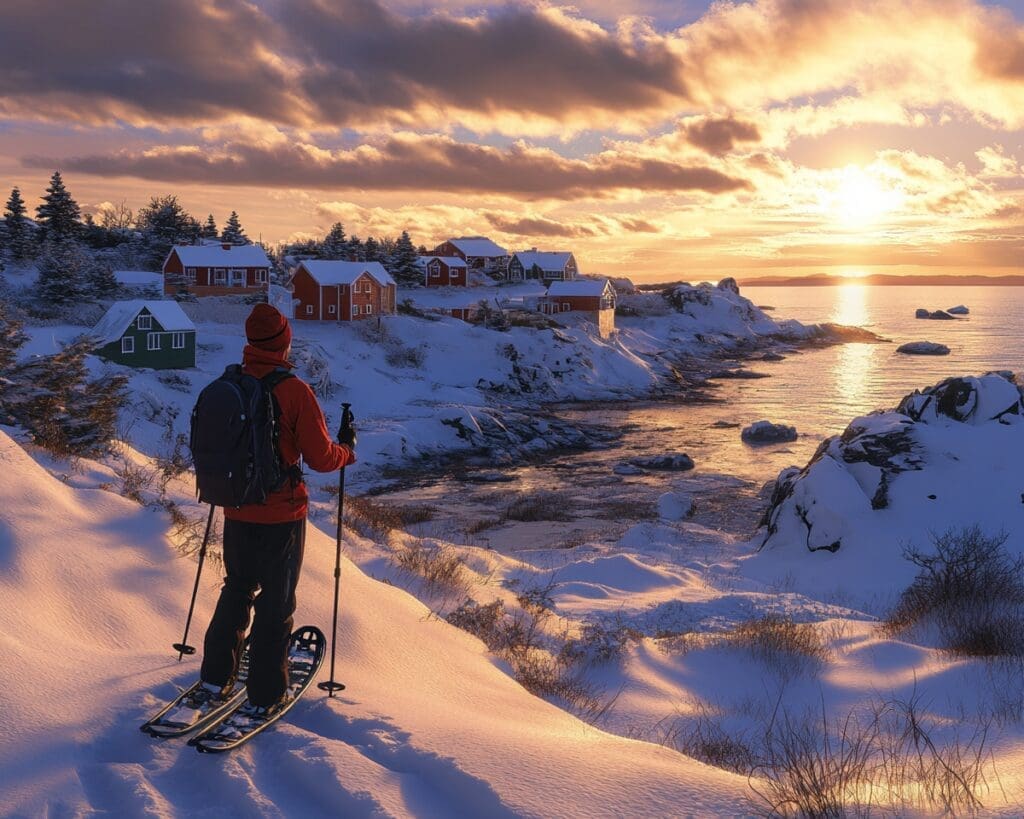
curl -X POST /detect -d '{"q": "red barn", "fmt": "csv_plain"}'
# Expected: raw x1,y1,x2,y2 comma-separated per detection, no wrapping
537,279,616,337
162,243,271,297
422,256,469,287
289,261,397,321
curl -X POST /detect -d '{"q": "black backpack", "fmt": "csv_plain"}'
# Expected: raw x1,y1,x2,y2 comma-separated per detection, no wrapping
189,365,296,507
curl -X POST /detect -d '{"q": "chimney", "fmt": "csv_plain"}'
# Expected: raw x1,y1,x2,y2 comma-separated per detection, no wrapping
222,243,232,250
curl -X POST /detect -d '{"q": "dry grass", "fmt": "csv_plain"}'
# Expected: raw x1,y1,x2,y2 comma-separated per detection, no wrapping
728,615,830,677
502,490,576,522
343,494,437,537
393,540,468,594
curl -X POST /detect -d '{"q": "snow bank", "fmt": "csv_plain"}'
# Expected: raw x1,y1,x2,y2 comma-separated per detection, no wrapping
0,430,749,816
747,373,1024,605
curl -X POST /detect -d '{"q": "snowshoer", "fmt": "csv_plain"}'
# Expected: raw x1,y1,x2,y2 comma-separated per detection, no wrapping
197,304,356,714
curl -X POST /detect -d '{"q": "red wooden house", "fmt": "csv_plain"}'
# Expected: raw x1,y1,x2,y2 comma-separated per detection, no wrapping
289,261,397,321
422,256,469,287
162,243,272,297
432,236,508,274
537,279,616,337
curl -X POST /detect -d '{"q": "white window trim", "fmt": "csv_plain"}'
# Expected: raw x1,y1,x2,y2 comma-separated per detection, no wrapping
121,336,134,354
305,304,314,315
255,269,268,283
230,268,246,286
352,304,359,317
431,267,442,278
328,304,336,314
147,333,161,351
562,302,570,311
185,267,197,281
365,304,374,315
213,267,227,284
171,332,186,350
137,315,152,330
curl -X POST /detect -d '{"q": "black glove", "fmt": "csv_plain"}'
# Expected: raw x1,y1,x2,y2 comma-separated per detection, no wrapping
338,424,357,450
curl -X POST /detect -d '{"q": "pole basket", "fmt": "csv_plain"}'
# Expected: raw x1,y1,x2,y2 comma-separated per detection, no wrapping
317,680,346,695
172,643,197,656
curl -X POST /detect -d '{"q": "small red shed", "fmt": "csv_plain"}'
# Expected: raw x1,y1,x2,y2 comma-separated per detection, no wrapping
289,261,397,321
537,279,616,337
422,256,469,287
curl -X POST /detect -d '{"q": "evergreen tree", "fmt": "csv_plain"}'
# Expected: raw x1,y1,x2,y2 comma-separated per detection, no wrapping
36,171,81,242
363,236,381,262
221,211,248,244
201,213,218,239
321,222,347,259
0,302,27,380
3,187,33,261
35,240,91,306
136,195,200,266
386,231,421,287
347,235,364,261
86,258,119,299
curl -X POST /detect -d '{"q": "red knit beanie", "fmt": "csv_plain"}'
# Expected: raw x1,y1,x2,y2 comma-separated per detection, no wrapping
245,304,292,352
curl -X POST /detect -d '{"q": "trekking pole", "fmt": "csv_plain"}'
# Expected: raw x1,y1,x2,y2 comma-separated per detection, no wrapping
319,402,353,697
172,504,216,661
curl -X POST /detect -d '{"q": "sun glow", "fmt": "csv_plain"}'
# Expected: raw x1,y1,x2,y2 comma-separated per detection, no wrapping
824,165,904,228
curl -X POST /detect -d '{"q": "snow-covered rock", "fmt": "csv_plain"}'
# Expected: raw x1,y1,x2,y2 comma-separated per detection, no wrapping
897,341,950,355
747,372,1024,602
657,492,695,520
947,305,970,315
741,420,798,444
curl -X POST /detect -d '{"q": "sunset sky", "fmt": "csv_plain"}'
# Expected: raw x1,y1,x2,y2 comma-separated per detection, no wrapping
2,0,1023,281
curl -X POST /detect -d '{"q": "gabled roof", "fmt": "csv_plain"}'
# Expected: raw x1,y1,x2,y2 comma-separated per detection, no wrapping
422,256,468,267
91,300,195,345
168,244,271,268
512,251,574,272
445,237,508,258
298,260,397,287
545,278,613,298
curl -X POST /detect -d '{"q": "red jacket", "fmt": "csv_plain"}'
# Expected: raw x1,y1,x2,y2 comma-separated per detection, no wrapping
224,345,356,524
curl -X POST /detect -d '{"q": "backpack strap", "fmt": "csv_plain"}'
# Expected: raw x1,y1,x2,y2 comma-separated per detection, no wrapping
260,368,302,488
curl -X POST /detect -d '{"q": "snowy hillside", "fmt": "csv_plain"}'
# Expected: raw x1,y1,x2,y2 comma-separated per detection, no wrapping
0,428,751,816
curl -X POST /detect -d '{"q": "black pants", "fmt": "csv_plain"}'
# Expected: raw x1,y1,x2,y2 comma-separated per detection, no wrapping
201,518,305,706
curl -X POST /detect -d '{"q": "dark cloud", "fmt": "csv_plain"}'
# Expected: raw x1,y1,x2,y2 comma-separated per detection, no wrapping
615,217,661,233
0,0,689,128
26,136,752,199
484,213,599,237
682,116,761,154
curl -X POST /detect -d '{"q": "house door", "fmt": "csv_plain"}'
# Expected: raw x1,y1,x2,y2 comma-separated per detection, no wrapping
231,268,246,287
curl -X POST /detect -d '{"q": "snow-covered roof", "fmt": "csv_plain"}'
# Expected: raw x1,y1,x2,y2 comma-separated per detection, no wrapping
545,279,612,298
422,256,468,267
168,244,271,268
446,237,508,258
114,270,163,288
90,300,195,345
298,260,397,287
512,251,574,272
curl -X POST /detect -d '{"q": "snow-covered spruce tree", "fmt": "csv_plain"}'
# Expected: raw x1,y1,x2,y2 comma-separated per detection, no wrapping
200,213,218,240
136,195,200,268
321,222,347,259
4,338,127,457
36,171,81,243
35,239,91,307
0,302,27,403
363,236,381,262
85,258,119,299
3,187,34,261
347,235,365,261
386,230,421,287
221,211,248,244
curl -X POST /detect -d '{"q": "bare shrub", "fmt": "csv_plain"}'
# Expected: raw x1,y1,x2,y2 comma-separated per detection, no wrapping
662,703,759,775
561,620,643,666
512,575,559,615
503,490,575,522
464,516,501,535
509,650,603,715
343,495,435,537
384,343,426,368
163,500,222,565
595,498,658,521
394,539,468,593
727,615,829,679
886,527,1024,657
446,599,506,647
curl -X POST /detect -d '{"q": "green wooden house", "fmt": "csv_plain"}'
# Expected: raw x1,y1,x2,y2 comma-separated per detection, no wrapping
92,300,196,369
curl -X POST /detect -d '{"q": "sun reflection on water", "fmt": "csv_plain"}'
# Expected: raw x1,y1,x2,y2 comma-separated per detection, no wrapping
831,281,869,327
829,283,876,416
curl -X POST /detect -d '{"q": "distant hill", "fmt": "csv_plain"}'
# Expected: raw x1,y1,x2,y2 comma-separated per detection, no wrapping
737,273,1024,287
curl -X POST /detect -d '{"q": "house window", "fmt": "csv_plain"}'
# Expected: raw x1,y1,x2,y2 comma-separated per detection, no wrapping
305,305,313,315
562,303,570,311
185,267,197,281
147,333,161,351
137,315,152,330
214,268,227,284
121,336,134,354
431,267,441,278
171,332,186,350
230,268,246,287
255,269,268,284
352,304,359,316
365,304,373,315
328,304,336,314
